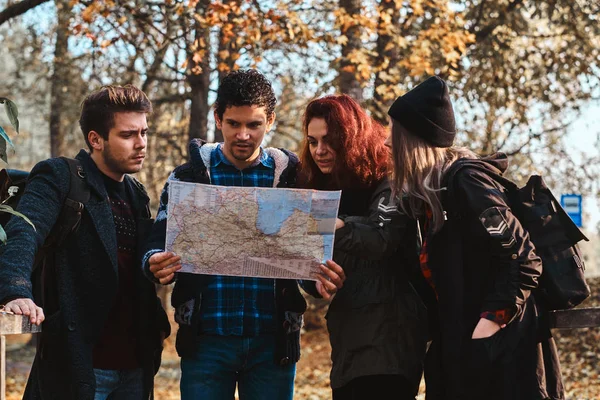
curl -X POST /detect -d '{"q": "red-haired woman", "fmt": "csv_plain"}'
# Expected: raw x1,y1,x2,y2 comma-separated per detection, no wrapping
299,94,428,400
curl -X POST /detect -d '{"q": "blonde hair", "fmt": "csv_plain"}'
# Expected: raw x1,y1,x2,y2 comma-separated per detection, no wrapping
389,122,478,233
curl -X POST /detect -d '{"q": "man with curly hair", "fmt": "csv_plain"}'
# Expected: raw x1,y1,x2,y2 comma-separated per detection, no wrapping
141,69,345,400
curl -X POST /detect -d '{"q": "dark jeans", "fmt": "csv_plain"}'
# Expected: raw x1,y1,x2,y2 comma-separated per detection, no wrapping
332,374,418,400
93,368,144,400
180,333,296,400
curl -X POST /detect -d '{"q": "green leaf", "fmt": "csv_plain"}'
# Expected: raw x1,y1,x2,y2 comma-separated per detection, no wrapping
0,205,36,231
0,224,6,244
0,137,6,164
4,100,19,133
0,126,14,148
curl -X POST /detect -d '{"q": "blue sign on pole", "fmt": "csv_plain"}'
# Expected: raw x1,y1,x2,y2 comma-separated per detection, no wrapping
560,194,583,228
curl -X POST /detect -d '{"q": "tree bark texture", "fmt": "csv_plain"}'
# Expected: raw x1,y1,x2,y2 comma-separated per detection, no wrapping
338,0,364,102
372,0,400,125
186,0,211,141
49,0,72,157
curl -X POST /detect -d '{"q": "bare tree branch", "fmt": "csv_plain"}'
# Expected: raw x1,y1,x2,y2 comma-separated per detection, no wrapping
0,0,50,26
153,93,192,105
505,123,571,156
474,0,488,28
157,131,186,160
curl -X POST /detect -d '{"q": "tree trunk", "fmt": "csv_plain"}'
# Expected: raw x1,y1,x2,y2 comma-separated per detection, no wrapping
338,0,363,102
186,0,211,141
483,105,497,155
213,2,241,143
372,0,401,125
49,0,72,157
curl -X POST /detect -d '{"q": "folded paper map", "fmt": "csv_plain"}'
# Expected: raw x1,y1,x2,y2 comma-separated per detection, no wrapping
166,181,341,280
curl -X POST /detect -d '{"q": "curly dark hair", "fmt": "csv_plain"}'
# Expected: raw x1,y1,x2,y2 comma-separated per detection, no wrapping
214,69,277,120
79,84,152,151
298,94,389,190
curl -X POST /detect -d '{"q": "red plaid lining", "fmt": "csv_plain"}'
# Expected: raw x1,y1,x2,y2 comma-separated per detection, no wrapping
420,208,513,326
419,208,438,300
480,309,514,326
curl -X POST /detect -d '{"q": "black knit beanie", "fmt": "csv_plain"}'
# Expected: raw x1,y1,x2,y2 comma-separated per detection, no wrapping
387,76,456,148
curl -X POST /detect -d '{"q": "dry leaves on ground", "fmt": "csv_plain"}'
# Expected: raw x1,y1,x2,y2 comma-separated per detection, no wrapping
6,279,600,399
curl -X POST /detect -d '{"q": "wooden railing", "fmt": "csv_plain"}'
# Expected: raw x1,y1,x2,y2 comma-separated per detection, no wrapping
0,311,40,400
548,308,600,329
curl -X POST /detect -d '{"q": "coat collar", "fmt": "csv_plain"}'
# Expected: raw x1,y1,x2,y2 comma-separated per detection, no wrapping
187,139,297,188
74,149,150,214
480,152,509,174
73,149,150,271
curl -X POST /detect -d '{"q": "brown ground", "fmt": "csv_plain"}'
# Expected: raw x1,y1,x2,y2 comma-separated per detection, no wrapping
6,279,600,399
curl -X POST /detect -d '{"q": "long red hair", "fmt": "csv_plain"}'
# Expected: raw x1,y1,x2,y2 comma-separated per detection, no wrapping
298,94,389,189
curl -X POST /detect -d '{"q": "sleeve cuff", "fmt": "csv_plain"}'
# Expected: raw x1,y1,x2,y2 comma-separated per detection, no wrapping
142,249,164,284
480,308,514,326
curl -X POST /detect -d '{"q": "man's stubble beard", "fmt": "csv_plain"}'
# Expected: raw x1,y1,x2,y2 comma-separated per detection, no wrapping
103,145,142,175
231,142,258,162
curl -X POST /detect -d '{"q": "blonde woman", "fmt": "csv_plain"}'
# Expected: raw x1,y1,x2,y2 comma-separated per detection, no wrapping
384,76,564,400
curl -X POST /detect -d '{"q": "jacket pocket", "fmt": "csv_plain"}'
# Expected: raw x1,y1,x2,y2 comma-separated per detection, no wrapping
40,310,62,360
38,311,72,398
173,294,202,358
42,310,61,332
471,328,505,363
174,296,199,326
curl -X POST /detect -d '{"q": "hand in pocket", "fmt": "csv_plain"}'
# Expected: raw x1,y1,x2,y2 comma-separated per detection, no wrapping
471,318,503,339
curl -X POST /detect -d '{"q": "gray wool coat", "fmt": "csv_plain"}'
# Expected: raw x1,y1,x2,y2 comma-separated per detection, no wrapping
0,150,170,400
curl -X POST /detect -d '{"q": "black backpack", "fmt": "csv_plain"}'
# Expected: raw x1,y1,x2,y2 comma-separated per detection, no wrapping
444,158,591,311
0,157,90,308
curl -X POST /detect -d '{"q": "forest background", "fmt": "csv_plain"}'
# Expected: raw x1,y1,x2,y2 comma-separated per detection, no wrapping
1,0,600,399
1,0,599,226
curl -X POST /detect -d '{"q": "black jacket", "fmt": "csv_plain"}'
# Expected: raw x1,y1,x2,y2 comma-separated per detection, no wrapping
325,178,428,392
141,139,307,366
0,150,170,400
423,153,563,400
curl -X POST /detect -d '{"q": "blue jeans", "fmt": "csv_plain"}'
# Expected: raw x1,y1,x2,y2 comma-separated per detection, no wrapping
93,368,144,400
180,334,296,400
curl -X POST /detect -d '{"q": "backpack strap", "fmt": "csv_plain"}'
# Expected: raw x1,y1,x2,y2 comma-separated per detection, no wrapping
54,157,90,245
36,157,90,251
188,139,211,183
31,158,90,310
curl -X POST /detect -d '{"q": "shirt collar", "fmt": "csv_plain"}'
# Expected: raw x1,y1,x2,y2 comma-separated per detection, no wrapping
214,144,274,169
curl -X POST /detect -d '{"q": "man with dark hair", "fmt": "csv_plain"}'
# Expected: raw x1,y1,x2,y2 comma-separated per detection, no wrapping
0,84,170,400
142,69,345,400
79,85,153,150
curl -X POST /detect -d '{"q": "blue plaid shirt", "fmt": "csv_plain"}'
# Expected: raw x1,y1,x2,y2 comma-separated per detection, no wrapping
199,144,277,336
